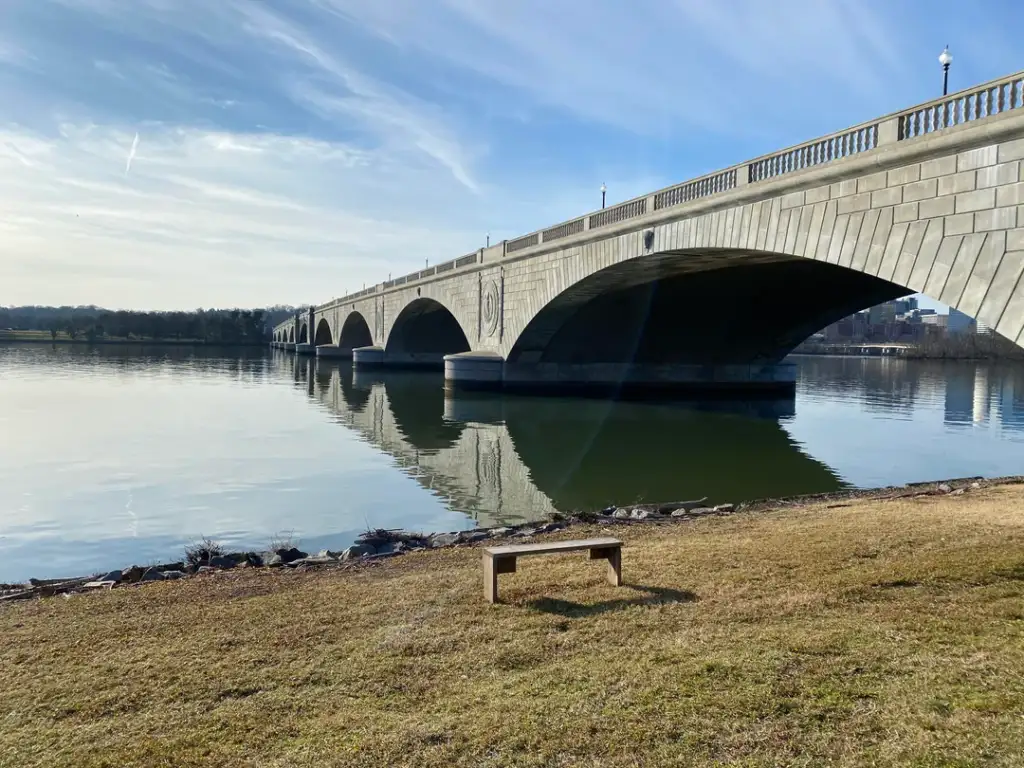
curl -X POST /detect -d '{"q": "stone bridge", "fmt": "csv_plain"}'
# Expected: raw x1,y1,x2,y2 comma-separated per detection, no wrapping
277,354,844,522
274,70,1024,395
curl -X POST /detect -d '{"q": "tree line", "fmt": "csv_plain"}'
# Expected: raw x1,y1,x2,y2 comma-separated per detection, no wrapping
906,330,1024,360
0,305,305,344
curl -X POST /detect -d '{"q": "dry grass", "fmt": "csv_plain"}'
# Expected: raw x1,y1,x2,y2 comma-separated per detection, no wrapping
2,487,1024,767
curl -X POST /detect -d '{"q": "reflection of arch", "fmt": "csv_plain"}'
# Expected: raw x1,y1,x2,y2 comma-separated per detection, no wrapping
385,298,471,364
334,362,371,412
288,327,295,343
298,323,308,344
314,359,334,390
508,252,908,367
503,396,844,510
382,372,466,451
314,318,333,346
338,311,373,351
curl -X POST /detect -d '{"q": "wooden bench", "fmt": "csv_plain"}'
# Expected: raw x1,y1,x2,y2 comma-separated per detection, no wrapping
482,537,623,603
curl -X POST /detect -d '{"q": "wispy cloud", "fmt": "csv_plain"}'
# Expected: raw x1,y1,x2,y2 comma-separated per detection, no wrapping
0,123,484,308
123,131,139,176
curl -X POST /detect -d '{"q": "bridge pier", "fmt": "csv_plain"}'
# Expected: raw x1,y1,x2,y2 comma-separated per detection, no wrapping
443,352,505,393
501,362,796,398
442,354,796,398
316,344,352,359
283,342,296,352
352,345,386,368
295,342,315,355
352,346,453,370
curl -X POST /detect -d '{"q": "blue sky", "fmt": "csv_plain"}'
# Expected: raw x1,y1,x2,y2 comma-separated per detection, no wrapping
1,0,1021,311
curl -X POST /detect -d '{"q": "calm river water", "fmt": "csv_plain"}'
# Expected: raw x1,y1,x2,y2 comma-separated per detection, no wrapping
2,344,1024,582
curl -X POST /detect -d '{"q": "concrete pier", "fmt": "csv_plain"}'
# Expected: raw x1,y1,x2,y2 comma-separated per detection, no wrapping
316,344,352,359
442,357,796,398
295,342,314,355
500,362,796,398
443,352,505,393
352,346,386,368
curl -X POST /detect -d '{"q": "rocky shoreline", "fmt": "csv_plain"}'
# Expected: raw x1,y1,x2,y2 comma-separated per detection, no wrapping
1,474,1014,603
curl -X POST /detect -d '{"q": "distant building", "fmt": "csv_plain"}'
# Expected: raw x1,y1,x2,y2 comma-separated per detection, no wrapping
948,308,977,334
892,297,918,315
868,302,897,325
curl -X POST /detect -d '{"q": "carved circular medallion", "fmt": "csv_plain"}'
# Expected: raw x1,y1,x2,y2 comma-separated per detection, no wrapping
482,279,500,336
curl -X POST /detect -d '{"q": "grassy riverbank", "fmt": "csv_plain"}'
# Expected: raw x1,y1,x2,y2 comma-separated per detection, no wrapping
2,485,1024,767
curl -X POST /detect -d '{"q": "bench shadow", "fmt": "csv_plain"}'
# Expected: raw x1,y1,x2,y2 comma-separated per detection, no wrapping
525,584,698,618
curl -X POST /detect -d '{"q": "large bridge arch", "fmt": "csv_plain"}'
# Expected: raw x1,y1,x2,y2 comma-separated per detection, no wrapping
297,322,308,344
385,297,471,367
507,250,910,366
503,166,1024,367
338,310,374,351
288,327,295,343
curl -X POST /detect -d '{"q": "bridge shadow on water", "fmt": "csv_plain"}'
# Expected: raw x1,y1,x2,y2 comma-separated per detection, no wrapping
278,353,847,527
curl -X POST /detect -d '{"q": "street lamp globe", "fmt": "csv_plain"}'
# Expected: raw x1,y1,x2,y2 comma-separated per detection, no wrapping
938,46,953,67
600,182,607,194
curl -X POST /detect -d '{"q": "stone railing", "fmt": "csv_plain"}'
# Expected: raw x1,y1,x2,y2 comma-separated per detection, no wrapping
506,232,540,254
748,123,879,182
542,217,586,243
588,198,647,230
654,168,736,210
308,68,1024,315
899,72,1024,140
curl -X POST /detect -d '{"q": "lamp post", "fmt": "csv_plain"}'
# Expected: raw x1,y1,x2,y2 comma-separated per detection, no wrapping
600,182,607,210
939,45,952,96
486,232,490,247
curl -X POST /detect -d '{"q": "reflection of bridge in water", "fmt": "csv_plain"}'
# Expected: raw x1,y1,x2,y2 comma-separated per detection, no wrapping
273,351,847,527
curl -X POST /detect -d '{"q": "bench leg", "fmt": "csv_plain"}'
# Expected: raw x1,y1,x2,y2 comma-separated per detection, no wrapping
483,554,498,604
606,547,622,587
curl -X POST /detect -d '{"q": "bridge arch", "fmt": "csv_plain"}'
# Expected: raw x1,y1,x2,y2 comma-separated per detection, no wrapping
507,250,909,366
338,311,373,351
314,317,333,347
505,192,1022,367
385,297,471,366
288,327,295,343
297,323,308,345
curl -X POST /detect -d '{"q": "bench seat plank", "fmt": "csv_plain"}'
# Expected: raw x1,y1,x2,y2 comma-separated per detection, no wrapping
484,537,621,558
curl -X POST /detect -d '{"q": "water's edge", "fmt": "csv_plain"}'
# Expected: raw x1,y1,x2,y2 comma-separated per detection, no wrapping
1,473,1011,602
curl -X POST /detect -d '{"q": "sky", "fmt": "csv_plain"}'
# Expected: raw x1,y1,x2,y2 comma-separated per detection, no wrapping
1,0,1021,311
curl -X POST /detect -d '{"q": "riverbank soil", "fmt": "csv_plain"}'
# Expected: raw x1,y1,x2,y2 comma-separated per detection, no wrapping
2,486,1024,767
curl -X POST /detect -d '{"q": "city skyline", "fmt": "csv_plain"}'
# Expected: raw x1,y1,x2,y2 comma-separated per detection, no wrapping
1,0,1021,310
